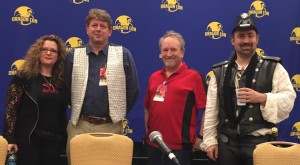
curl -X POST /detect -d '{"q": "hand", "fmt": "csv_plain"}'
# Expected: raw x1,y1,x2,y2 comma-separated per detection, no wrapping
237,87,267,105
206,144,218,161
192,137,203,152
7,144,18,154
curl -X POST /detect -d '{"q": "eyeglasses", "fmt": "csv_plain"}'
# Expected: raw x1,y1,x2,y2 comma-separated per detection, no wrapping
40,47,58,54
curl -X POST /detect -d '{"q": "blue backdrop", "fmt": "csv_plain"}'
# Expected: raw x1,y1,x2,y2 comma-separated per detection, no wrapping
1,0,299,143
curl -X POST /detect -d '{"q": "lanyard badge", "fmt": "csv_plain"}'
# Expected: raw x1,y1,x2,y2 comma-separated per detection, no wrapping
99,66,107,86
153,81,167,102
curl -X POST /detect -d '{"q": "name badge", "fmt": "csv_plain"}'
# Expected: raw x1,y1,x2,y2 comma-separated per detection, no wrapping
99,66,107,86
153,81,167,102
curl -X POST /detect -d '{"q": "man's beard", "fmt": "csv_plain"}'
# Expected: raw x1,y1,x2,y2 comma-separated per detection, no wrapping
237,44,255,57
163,58,178,69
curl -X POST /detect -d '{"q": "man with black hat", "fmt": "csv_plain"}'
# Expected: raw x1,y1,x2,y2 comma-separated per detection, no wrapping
200,13,296,165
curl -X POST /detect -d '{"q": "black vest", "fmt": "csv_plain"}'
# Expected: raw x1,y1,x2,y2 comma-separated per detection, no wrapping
212,54,280,138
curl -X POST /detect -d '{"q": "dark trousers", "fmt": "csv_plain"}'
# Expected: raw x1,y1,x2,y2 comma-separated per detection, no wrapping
147,144,193,165
216,134,271,165
17,136,64,165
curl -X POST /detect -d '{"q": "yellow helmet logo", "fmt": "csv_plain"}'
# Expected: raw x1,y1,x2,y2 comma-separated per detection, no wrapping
8,59,25,75
66,37,84,51
290,122,300,139
290,27,300,44
291,74,300,92
113,15,137,34
12,6,38,26
205,22,226,40
251,1,266,11
116,15,132,27
166,0,177,5
249,0,270,18
206,71,214,85
122,118,133,135
255,48,265,56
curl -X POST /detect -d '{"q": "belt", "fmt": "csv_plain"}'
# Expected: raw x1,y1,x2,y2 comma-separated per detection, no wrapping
80,115,112,125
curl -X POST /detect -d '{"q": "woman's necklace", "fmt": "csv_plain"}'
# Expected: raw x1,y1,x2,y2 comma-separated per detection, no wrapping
42,75,52,86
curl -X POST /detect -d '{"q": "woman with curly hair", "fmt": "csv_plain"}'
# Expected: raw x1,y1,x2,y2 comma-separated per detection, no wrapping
3,34,68,165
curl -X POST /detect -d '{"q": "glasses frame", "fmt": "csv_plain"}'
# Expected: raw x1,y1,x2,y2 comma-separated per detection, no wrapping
40,47,58,54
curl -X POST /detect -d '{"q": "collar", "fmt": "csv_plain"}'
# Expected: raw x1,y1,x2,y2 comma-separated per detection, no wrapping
160,62,188,76
235,60,249,71
85,43,110,56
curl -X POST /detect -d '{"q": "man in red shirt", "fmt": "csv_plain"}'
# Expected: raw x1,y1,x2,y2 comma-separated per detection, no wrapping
144,30,206,165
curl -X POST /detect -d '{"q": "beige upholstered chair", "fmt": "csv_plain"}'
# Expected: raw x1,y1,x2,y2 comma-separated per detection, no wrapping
70,133,133,165
0,136,8,165
253,141,300,165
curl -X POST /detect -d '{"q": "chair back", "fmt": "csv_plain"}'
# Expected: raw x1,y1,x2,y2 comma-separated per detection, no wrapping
253,141,300,165
0,136,8,165
70,133,133,165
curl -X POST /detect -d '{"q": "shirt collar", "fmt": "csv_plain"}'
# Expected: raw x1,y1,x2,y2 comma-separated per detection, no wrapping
85,43,110,56
160,62,188,76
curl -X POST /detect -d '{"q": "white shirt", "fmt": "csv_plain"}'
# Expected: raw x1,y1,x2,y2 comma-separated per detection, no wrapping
200,63,297,151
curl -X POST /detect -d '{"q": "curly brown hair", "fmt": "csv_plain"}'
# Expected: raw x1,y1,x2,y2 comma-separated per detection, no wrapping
18,34,67,83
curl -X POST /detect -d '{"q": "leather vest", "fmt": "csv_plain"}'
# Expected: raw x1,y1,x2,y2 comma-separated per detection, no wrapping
212,54,280,138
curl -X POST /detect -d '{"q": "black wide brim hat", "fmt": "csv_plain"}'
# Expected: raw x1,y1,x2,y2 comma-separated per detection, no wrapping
231,13,258,34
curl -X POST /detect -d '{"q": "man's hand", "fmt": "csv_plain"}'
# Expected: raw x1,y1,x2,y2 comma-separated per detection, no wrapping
206,144,218,161
237,87,267,105
7,144,18,154
192,137,203,151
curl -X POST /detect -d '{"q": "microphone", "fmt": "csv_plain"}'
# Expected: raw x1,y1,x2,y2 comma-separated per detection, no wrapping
149,131,180,165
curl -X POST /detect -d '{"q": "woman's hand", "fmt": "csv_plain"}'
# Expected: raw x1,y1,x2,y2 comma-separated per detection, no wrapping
7,144,18,154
